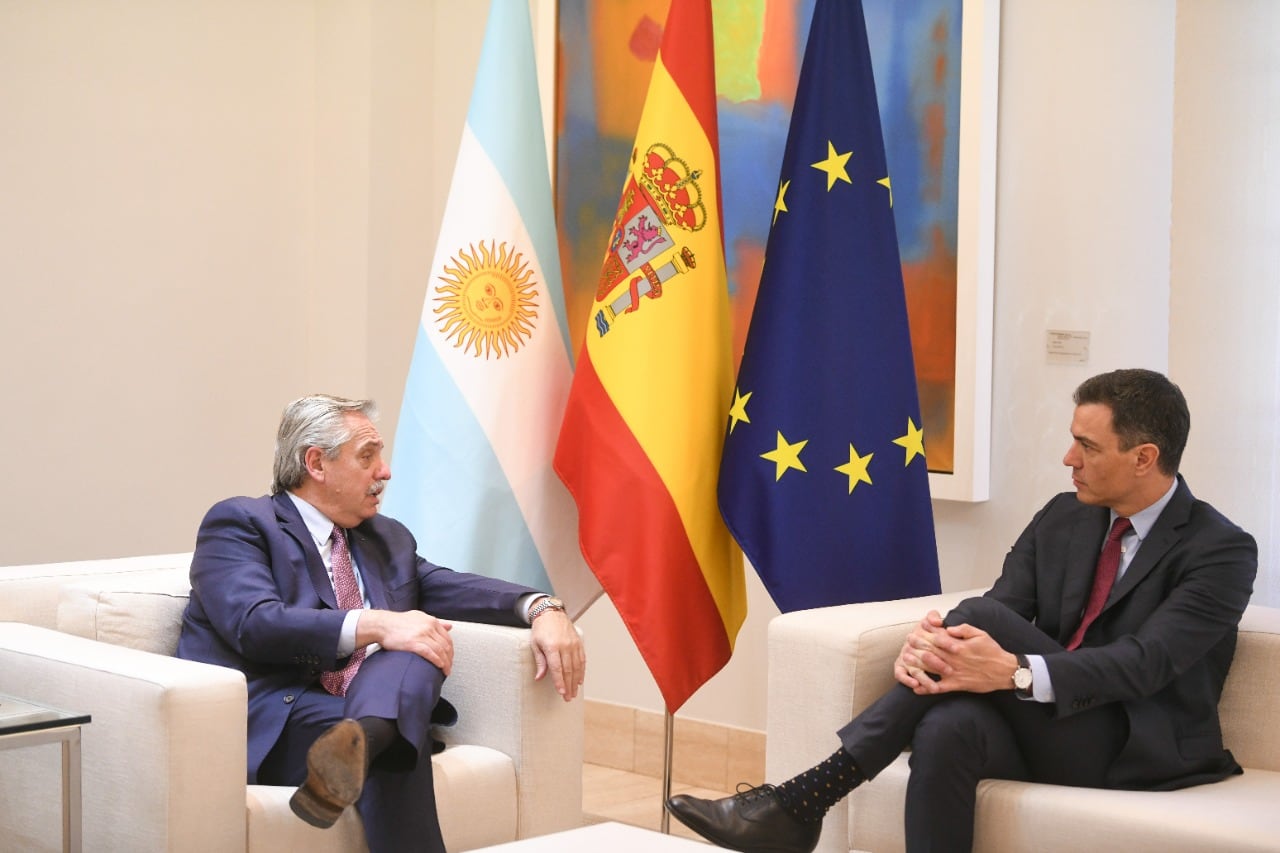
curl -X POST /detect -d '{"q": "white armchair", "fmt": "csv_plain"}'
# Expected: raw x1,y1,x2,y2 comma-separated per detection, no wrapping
0,554,583,852
767,590,1280,853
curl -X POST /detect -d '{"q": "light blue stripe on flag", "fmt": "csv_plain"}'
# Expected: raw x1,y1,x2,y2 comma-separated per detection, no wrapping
385,325,549,590
469,0,572,356
382,0,599,615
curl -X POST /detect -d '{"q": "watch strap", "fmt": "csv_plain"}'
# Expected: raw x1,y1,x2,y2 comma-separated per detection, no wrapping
528,596,566,622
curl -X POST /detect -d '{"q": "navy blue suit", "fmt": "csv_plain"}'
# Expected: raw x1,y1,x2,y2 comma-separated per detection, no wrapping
837,477,1256,852
177,492,541,852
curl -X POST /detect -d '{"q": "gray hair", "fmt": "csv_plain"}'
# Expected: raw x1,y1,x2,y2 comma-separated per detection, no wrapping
271,395,379,495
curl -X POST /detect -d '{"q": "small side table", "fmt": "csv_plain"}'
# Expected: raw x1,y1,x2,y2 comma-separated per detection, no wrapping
0,694,91,853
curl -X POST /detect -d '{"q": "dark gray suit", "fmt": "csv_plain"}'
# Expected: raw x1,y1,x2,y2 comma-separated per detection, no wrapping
837,476,1256,851
177,492,541,853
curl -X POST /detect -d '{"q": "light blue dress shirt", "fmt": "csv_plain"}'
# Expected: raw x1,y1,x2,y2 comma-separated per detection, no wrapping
1023,478,1179,702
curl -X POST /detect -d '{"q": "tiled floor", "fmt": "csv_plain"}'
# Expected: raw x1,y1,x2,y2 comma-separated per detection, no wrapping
582,762,734,844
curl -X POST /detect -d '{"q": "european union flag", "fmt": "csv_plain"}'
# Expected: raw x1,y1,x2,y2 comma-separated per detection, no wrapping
717,0,941,613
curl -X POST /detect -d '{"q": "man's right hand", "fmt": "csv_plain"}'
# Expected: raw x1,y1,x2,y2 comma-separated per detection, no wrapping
356,609,454,675
894,609,947,692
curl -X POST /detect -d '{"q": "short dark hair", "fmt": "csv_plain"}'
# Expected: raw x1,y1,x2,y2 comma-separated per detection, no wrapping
1073,369,1189,475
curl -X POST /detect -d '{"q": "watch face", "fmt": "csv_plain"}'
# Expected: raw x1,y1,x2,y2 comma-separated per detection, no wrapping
1014,668,1033,690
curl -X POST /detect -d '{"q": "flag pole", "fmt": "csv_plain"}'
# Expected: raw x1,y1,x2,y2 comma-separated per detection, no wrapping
661,710,675,833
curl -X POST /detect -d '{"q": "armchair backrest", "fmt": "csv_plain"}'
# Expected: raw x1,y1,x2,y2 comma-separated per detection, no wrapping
0,552,192,632
57,567,192,654
1219,603,1280,772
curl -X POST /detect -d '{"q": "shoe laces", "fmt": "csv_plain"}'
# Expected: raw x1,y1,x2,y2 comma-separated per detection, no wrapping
732,782,792,809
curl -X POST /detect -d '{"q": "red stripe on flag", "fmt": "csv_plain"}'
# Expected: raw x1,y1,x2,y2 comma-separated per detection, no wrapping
555,352,732,712
658,0,719,154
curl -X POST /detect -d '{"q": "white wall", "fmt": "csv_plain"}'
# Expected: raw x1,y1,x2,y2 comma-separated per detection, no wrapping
1,0,1276,740
1169,0,1280,609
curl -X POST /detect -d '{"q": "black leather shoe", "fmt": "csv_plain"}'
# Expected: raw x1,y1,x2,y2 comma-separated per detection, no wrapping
666,785,821,853
289,718,367,829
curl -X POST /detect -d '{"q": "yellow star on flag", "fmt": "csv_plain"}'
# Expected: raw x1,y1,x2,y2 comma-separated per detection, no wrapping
761,431,808,481
835,444,874,494
772,179,790,225
812,141,853,191
877,175,893,207
727,388,752,434
893,417,926,466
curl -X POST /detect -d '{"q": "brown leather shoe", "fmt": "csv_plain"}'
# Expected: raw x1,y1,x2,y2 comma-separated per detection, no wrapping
666,785,821,853
289,718,367,829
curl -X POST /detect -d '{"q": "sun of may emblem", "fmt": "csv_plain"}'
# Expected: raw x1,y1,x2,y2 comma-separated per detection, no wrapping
432,240,539,359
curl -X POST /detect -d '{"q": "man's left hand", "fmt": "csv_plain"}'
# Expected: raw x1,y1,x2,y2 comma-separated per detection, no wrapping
530,610,585,701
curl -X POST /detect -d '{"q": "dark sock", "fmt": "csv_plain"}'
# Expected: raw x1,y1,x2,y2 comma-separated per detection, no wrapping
357,717,398,771
775,748,863,824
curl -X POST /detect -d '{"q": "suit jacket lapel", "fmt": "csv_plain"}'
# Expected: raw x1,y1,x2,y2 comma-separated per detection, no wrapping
273,492,339,609
1106,477,1192,607
1058,506,1111,637
349,525,391,610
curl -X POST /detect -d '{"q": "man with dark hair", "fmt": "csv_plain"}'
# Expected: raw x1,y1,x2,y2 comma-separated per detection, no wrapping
668,369,1256,853
177,395,585,853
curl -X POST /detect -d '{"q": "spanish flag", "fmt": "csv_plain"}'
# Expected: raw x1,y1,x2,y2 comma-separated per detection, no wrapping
554,0,744,713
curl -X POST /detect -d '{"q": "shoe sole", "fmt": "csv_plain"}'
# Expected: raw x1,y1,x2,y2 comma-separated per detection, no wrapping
289,718,366,829
290,785,345,829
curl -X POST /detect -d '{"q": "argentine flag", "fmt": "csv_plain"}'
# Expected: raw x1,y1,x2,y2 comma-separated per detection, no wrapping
383,0,599,617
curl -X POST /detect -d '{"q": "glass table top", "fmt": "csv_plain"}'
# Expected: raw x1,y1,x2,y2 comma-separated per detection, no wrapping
0,693,91,736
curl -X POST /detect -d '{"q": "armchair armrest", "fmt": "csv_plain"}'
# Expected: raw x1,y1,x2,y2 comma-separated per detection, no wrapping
442,620,584,839
766,591,977,853
0,622,247,853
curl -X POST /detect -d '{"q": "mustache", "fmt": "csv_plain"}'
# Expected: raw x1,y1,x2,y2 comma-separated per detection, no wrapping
368,482,385,497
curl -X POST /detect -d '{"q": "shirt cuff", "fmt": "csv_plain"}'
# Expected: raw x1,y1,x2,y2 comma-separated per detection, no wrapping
337,610,361,658
1025,654,1055,703
519,593,550,625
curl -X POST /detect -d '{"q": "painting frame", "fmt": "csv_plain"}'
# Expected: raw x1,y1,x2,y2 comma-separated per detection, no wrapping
543,0,998,502
928,0,998,502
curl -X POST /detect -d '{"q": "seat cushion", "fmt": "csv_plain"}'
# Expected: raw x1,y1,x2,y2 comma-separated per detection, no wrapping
850,754,1280,853
245,744,517,853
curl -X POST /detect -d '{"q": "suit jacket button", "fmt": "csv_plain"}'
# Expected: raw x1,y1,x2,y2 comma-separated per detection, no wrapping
284,694,295,704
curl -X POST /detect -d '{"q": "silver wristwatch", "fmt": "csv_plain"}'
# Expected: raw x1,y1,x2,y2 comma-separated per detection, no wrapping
528,596,566,622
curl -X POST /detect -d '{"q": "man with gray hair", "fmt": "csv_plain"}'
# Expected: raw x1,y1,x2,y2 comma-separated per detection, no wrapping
177,394,584,853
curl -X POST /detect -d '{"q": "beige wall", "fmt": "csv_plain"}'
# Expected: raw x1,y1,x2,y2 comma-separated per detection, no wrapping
0,0,492,564
2,0,1277,738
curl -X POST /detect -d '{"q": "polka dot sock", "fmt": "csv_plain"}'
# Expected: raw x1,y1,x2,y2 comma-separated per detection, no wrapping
775,748,864,824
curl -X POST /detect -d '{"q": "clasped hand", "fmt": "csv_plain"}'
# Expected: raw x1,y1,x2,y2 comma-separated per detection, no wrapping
894,609,1017,695
358,609,455,674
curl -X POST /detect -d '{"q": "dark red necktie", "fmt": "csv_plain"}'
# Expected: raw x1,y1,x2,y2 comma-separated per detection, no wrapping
320,526,366,696
1066,516,1132,650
